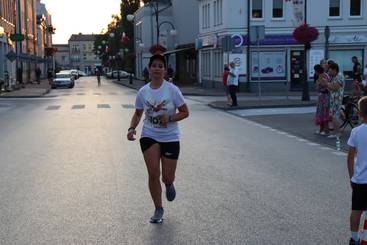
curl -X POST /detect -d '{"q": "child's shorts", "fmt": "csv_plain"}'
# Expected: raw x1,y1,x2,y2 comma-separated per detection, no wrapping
352,182,367,211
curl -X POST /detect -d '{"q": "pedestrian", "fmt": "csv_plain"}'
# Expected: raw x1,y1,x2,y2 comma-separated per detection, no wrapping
223,64,232,105
352,56,362,83
127,54,189,223
47,68,53,85
96,69,101,86
35,67,41,84
327,62,344,138
228,62,239,107
347,96,367,245
314,64,331,135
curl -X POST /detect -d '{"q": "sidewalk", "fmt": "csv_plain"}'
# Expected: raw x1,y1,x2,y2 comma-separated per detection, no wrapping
113,78,317,109
0,79,51,98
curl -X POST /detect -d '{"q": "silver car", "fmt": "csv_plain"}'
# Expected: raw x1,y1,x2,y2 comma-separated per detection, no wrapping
52,72,75,89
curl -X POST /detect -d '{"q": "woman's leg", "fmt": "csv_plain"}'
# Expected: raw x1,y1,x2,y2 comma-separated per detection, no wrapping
143,143,163,208
161,157,177,186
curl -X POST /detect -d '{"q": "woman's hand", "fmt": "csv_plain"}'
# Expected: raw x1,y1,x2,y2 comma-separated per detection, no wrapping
160,114,170,126
127,128,136,141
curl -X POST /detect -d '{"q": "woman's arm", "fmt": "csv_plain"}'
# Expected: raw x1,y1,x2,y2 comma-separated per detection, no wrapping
160,104,189,125
127,109,144,141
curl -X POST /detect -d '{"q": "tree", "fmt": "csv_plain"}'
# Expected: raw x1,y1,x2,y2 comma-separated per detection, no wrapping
120,0,141,72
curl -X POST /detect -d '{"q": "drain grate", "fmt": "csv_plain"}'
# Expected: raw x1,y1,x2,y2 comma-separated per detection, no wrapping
77,93,85,96
72,105,85,109
97,104,111,109
46,105,61,110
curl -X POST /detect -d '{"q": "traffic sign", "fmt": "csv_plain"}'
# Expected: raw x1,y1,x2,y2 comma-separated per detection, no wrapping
6,51,17,62
10,33,24,42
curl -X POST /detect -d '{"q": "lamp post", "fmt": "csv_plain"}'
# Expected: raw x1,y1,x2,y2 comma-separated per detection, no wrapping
246,0,251,92
324,25,330,60
302,0,310,101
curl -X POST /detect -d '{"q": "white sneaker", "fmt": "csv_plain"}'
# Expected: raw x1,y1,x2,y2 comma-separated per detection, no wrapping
327,134,337,138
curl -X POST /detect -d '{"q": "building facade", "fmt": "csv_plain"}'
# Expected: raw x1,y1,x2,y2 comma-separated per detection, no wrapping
197,0,367,91
53,44,70,71
0,0,16,89
132,0,199,84
36,0,54,79
69,34,100,74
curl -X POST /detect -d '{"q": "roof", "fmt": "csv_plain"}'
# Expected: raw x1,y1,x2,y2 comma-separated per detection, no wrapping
69,34,98,42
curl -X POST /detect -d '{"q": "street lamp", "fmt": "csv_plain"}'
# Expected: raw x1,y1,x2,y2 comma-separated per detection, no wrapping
324,25,330,60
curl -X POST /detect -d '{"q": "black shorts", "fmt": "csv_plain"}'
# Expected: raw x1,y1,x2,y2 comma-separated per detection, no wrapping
140,137,180,160
352,182,367,211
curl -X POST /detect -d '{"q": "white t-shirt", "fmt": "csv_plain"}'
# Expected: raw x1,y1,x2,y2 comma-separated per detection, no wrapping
135,80,185,142
227,67,239,86
347,124,367,184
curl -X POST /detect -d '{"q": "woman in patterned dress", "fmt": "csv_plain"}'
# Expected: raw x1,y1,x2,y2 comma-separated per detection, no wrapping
327,62,344,138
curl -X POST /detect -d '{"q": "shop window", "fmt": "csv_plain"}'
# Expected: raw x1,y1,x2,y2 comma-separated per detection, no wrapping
272,0,283,18
252,0,263,19
329,50,363,79
350,0,361,16
213,51,223,78
329,0,340,17
202,52,211,78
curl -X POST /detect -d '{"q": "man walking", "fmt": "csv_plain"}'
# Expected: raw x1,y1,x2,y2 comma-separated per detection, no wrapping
228,62,239,107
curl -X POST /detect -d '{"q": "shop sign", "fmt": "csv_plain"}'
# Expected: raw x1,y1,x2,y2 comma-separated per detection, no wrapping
251,51,286,80
329,35,367,44
10,33,25,42
228,53,247,75
6,50,17,62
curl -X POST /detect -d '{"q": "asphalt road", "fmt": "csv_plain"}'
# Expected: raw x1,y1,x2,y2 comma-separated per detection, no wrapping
0,77,351,244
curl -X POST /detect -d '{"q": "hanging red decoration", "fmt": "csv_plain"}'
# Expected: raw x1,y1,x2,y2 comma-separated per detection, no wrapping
149,44,167,55
293,23,319,45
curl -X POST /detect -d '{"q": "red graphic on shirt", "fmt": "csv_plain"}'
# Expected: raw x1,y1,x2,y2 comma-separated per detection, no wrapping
145,100,166,112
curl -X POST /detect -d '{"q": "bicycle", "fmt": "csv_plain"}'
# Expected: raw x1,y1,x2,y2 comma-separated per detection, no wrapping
339,95,360,131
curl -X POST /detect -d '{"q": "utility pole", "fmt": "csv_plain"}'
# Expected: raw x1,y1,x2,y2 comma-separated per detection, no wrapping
155,1,159,44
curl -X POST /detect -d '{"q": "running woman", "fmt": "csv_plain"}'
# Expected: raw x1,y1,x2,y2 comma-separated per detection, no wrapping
127,54,189,223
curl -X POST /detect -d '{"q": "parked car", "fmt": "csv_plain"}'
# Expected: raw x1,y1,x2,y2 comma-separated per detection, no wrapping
112,70,130,79
52,72,75,89
77,70,87,77
70,69,79,79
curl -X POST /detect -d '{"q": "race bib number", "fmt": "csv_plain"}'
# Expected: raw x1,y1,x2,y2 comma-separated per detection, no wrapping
148,116,166,128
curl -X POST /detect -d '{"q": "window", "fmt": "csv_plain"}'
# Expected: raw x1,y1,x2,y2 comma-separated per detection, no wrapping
329,0,340,17
202,52,211,78
329,50,363,78
214,0,223,26
252,0,263,19
272,0,283,18
202,4,210,28
213,51,223,78
350,0,361,16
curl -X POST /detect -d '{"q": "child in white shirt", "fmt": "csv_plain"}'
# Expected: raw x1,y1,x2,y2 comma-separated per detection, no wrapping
347,96,367,245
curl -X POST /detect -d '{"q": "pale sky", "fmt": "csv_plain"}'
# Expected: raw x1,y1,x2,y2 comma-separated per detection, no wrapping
41,0,122,44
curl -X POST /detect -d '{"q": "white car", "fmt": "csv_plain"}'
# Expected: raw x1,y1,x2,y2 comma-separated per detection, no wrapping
112,70,130,79
52,72,75,89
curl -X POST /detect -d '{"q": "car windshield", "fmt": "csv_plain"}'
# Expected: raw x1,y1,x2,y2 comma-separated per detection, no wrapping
56,74,71,78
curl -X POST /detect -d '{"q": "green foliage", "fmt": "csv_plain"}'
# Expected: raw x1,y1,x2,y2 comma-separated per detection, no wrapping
93,0,141,70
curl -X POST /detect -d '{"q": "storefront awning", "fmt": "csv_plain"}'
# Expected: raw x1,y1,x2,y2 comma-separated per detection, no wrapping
163,47,193,55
